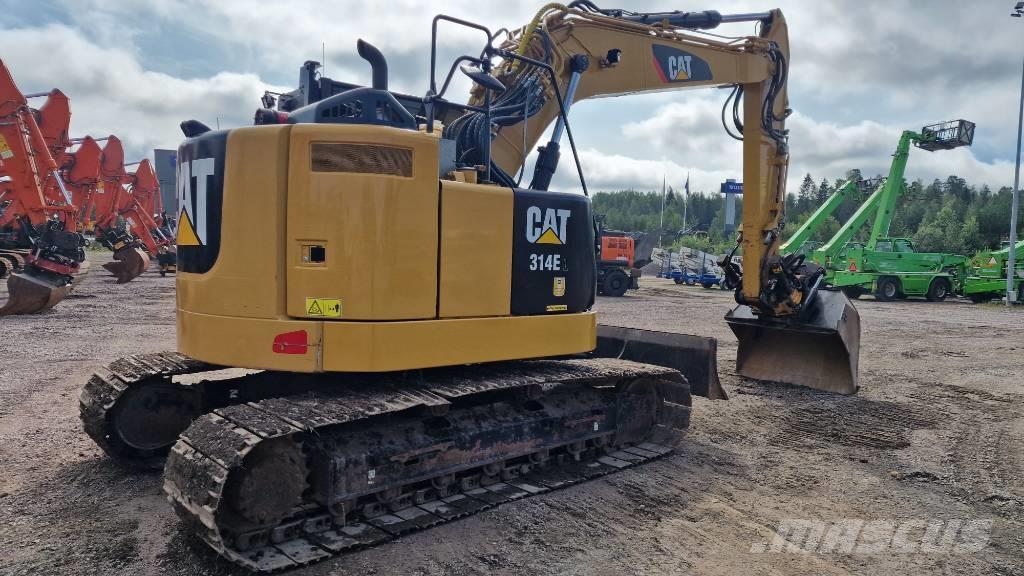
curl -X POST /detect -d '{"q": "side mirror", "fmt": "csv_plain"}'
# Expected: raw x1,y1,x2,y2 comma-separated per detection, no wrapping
460,65,506,94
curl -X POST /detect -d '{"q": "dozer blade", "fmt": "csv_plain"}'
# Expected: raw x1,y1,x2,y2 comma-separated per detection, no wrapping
725,289,860,394
594,324,727,400
0,271,74,316
102,248,150,284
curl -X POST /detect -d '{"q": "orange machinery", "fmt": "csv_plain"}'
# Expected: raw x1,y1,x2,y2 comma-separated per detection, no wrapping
0,58,86,315
88,136,151,282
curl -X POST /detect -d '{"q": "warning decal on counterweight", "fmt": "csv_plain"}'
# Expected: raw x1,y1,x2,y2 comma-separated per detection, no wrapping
305,298,342,317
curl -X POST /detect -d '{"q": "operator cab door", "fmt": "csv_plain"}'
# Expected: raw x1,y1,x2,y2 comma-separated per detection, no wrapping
285,124,440,320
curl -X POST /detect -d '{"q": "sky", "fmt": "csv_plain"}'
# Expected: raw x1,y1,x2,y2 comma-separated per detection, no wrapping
3,0,1022,196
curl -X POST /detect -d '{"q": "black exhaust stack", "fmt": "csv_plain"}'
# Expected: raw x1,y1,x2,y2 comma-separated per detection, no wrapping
356,39,388,90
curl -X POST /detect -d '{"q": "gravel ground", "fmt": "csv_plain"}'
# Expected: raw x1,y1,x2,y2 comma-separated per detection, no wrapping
1,258,1023,576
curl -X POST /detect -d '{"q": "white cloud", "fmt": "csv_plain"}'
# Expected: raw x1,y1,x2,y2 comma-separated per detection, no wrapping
4,0,1020,197
3,24,289,162
619,102,1016,195
552,147,738,196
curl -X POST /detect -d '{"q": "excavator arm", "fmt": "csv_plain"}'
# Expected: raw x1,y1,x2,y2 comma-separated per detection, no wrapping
450,4,859,392
90,136,151,283
120,159,176,272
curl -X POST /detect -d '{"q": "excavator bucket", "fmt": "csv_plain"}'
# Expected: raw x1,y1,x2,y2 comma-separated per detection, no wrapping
594,324,727,400
0,270,74,316
725,290,860,394
102,247,150,283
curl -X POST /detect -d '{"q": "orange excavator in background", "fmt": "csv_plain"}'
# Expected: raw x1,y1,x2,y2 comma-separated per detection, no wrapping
62,136,104,233
0,59,87,315
89,136,151,283
122,159,176,276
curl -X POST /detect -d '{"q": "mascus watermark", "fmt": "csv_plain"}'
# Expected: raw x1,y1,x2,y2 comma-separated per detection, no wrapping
750,519,993,554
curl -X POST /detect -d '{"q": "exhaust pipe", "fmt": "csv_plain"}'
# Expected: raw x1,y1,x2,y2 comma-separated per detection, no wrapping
356,39,388,90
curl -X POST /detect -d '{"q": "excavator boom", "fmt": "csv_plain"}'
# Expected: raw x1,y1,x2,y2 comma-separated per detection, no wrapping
92,136,150,282
457,4,860,393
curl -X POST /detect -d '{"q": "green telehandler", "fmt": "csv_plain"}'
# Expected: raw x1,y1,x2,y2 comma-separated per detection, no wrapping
783,120,975,302
960,240,1024,303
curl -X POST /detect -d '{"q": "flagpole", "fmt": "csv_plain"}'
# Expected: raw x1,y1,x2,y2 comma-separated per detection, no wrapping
682,172,689,235
659,174,666,249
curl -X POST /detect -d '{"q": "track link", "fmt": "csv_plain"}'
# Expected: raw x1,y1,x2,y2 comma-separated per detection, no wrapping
80,352,221,468
162,358,691,572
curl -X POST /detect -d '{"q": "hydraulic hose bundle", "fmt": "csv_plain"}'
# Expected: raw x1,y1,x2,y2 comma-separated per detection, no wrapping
444,48,551,188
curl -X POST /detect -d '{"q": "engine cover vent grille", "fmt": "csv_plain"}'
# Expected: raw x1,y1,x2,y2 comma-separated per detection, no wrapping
311,143,413,177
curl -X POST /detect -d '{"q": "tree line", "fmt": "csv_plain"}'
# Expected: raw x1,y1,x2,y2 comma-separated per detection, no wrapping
591,173,1016,257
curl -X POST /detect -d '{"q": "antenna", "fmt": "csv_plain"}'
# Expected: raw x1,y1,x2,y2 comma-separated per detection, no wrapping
322,42,326,77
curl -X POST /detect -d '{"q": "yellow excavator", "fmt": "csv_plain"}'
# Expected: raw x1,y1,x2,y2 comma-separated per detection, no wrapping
79,3,859,570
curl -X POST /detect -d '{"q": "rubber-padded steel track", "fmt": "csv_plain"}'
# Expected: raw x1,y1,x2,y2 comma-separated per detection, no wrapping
162,358,690,572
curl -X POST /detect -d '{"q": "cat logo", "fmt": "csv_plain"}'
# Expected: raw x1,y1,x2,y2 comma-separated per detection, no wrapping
553,276,566,297
176,158,216,246
526,206,571,245
652,45,712,83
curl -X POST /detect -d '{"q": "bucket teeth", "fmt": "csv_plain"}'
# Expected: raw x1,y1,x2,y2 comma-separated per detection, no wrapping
0,271,74,316
103,248,150,284
725,290,861,394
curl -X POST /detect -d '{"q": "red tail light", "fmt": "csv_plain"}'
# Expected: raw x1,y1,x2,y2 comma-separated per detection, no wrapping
272,330,308,354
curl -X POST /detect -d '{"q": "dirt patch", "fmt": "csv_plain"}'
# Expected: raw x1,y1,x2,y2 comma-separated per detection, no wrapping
1,270,1023,575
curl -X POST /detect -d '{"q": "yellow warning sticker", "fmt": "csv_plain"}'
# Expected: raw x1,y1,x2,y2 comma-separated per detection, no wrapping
0,134,12,160
545,304,568,312
552,277,566,297
306,297,342,318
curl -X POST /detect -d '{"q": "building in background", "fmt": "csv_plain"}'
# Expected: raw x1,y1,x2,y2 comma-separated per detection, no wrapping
154,149,177,216
720,179,743,234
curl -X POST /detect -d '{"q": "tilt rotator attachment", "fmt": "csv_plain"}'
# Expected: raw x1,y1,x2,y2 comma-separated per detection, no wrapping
98,227,151,283
0,218,86,316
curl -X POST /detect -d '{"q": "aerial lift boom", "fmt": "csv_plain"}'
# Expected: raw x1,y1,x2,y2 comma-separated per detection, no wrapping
810,121,974,301
780,177,870,255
